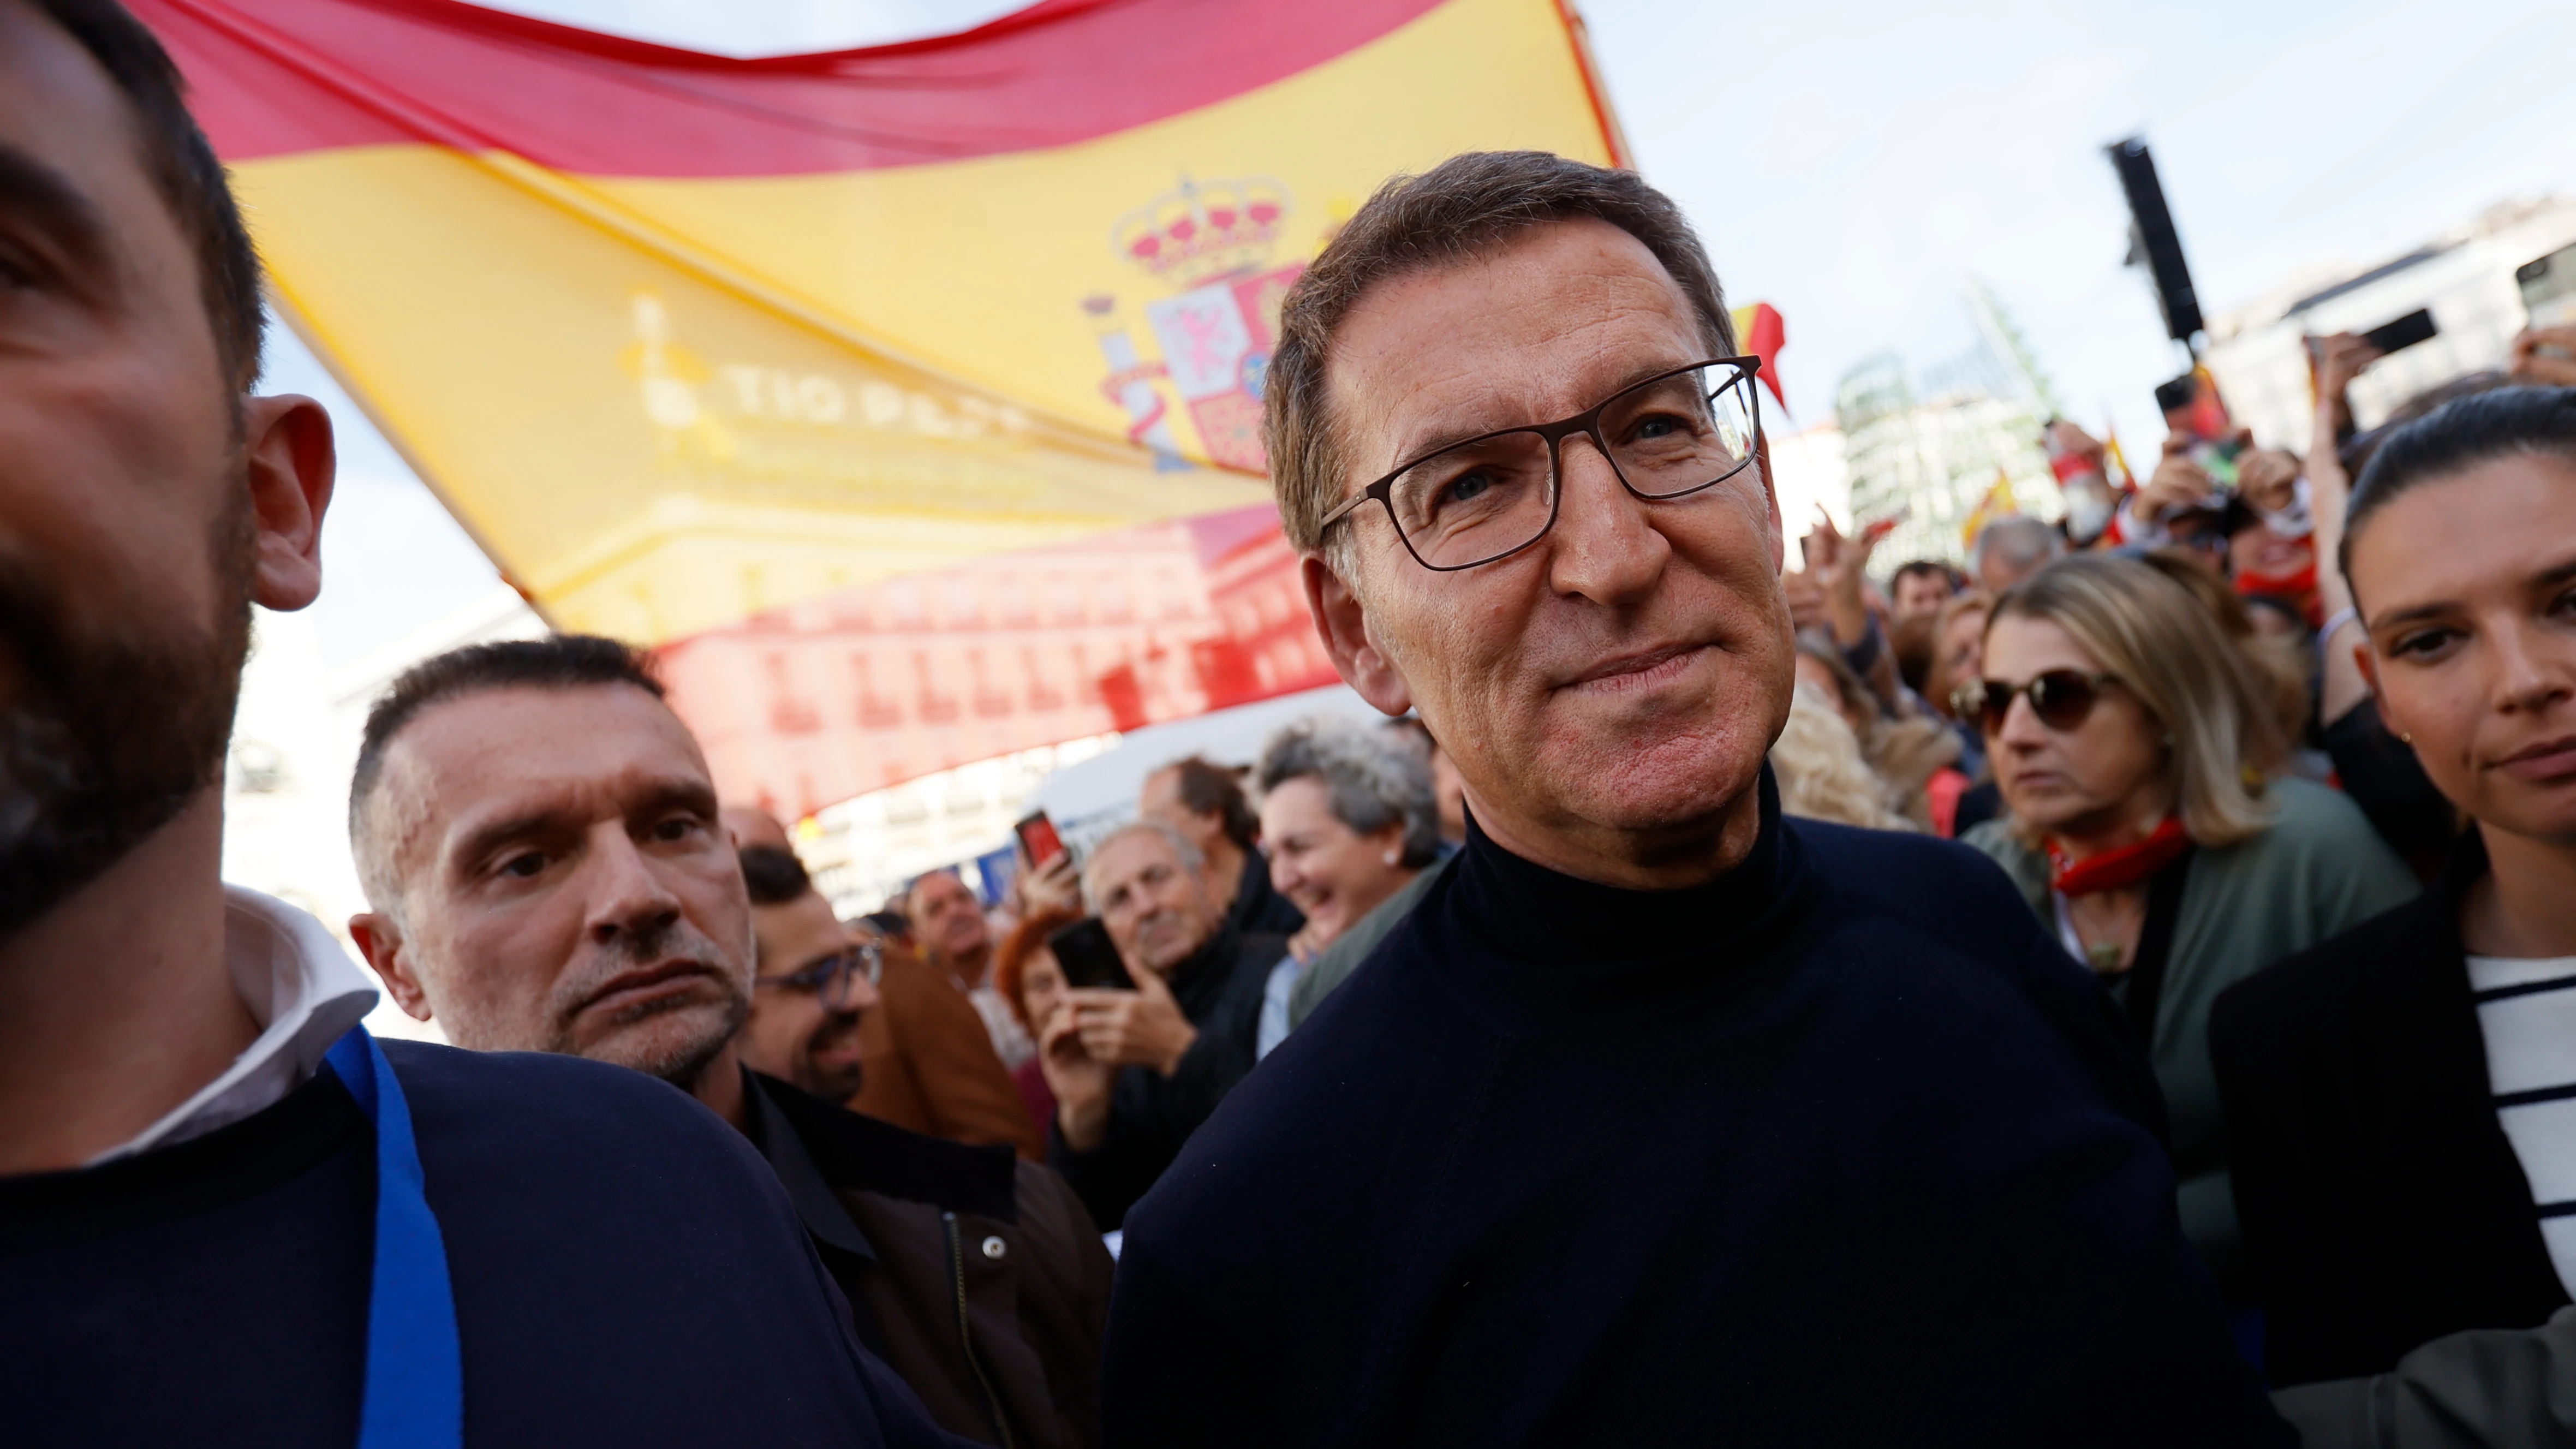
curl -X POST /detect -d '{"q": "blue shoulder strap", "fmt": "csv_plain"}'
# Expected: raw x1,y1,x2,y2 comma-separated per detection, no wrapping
323,1027,464,1449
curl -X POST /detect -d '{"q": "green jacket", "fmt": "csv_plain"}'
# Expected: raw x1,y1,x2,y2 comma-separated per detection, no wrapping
1965,776,2418,1296
1284,855,1452,1031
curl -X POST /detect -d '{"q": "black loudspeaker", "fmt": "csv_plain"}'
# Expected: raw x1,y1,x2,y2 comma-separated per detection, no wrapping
2106,137,2202,344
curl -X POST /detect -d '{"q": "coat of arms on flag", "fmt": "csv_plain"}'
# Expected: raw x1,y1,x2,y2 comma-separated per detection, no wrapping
1087,176,1304,473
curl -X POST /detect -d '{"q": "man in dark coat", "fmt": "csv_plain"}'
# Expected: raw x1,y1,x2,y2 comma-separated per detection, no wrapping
1141,756,1305,938
1042,820,1284,1230
0,7,947,1442
1098,150,2285,1446
346,636,1114,1449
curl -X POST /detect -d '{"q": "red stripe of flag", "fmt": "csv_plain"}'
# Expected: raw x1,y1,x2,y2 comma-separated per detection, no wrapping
135,0,1449,175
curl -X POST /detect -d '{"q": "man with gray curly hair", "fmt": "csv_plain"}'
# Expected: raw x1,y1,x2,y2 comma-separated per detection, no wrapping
1249,718,1438,1057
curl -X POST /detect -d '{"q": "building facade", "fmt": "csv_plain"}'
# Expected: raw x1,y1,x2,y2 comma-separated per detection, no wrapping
2202,196,2576,449
1834,350,2061,572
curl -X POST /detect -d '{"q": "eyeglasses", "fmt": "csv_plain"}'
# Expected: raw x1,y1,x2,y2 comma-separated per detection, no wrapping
1315,357,1765,571
1952,670,2125,736
754,942,881,1011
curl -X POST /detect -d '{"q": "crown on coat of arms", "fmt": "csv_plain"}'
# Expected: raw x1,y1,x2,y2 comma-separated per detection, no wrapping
1112,175,1291,290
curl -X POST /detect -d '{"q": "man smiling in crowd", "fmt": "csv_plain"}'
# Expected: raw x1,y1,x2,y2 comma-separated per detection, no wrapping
1100,151,2287,1445
1042,820,1283,1231
349,636,1109,1448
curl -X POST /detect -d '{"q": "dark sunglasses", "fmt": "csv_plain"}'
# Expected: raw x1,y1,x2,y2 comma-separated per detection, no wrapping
1952,670,2123,736
754,942,882,1012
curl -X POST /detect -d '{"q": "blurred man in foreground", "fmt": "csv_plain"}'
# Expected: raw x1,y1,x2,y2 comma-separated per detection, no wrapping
0,4,950,1444
1040,821,1283,1231
349,636,1110,1448
1100,151,2284,1446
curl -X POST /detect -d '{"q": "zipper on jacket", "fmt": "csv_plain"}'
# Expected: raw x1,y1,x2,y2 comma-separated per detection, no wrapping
943,1209,1016,1449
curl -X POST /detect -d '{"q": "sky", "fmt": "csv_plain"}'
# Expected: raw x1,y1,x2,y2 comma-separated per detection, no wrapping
277,0,2576,669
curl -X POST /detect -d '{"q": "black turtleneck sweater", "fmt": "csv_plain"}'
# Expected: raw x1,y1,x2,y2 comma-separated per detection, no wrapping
1049,922,1286,1230
1102,780,2287,1446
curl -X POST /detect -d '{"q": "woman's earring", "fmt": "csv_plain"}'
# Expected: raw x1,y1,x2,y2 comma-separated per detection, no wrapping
1383,850,1401,866
2401,731,2414,744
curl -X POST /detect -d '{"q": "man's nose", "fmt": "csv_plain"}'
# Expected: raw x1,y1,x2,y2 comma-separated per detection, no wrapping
841,967,881,1018
582,827,684,946
1545,433,1669,607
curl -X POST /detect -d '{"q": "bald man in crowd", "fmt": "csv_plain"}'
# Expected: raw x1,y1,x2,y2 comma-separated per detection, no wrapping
1042,820,1284,1231
347,635,1107,1446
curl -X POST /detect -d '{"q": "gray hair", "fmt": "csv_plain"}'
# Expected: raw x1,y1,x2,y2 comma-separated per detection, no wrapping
1969,516,2063,582
1255,717,1442,867
1080,818,1207,908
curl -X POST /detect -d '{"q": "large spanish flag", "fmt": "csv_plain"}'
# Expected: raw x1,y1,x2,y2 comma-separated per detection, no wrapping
139,0,1625,814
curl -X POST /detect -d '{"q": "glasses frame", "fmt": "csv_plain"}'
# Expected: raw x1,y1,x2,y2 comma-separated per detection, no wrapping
1955,669,2125,737
1315,355,1767,573
754,940,882,1012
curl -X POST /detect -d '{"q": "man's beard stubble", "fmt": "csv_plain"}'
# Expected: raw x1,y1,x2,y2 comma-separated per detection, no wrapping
541,913,750,1095
0,491,255,937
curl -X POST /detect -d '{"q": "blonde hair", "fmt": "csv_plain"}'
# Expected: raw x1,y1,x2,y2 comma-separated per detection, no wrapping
1990,554,2285,848
2138,549,2312,751
1770,685,1916,832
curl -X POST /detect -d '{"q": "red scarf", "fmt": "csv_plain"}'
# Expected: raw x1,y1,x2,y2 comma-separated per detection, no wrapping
2046,816,2189,897
2235,560,2322,627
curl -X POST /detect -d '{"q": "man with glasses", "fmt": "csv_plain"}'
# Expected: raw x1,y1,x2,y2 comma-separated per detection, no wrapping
734,808,1044,1159
351,636,1111,1448
740,838,885,1105
1099,152,2285,1445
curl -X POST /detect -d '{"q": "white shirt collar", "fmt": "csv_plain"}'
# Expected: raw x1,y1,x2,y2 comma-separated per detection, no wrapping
90,887,380,1164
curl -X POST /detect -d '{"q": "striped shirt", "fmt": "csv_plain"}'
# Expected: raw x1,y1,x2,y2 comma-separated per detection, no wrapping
2468,953,2576,1298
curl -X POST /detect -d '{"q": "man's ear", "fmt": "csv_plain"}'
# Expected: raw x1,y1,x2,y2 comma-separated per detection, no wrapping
242,394,336,612
1753,432,1784,573
1302,553,1412,718
348,911,436,1022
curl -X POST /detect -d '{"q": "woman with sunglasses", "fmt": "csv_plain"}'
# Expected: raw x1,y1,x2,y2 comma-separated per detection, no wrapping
1959,553,2416,1305
2211,389,2576,1432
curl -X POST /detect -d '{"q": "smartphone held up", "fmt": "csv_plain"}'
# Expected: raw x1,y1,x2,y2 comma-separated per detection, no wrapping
2152,367,2240,495
2522,243,2576,332
1015,809,1068,870
1046,917,1135,993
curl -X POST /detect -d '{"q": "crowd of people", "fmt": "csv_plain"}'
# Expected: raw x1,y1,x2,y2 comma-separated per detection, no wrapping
10,2,2576,1444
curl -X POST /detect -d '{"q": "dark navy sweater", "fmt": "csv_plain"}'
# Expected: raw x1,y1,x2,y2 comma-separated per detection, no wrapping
0,1041,959,1447
1103,787,2288,1446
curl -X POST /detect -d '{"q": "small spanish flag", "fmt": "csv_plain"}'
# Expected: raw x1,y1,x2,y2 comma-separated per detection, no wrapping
1730,302,1789,413
1962,467,2021,550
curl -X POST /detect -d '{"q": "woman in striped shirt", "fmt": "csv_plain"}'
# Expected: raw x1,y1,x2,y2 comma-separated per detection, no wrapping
2213,385,2576,1425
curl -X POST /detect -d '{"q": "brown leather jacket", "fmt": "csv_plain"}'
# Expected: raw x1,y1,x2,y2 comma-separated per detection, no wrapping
748,1071,1111,1448
850,943,1044,1160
